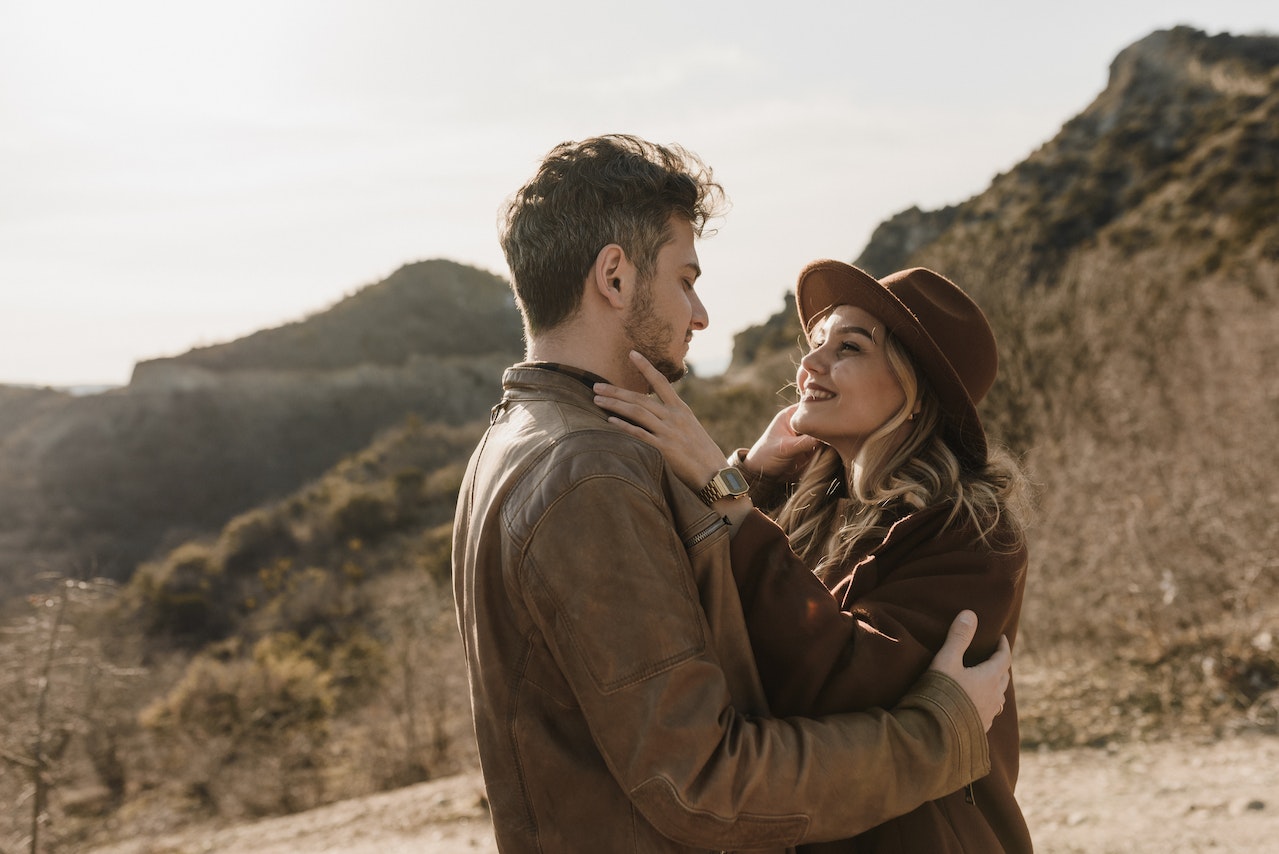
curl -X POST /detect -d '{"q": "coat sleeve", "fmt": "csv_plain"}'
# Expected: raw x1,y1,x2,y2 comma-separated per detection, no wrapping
729,508,1026,718
521,475,991,848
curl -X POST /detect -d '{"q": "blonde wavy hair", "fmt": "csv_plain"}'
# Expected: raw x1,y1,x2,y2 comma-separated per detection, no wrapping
775,328,1030,583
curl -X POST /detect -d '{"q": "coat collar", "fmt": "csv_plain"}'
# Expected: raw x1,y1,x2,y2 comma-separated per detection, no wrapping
855,502,955,569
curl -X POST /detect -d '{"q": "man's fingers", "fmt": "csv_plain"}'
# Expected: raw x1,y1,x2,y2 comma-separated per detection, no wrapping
928,613,1013,732
931,610,978,672
992,634,1011,664
992,635,1012,693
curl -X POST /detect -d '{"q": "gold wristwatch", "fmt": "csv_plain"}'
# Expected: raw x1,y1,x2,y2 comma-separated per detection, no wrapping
695,466,749,506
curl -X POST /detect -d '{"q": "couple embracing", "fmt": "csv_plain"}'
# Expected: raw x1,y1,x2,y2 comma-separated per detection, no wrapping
453,134,1031,853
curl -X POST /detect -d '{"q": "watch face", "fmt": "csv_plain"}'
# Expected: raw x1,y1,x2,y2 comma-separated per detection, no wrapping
721,467,749,494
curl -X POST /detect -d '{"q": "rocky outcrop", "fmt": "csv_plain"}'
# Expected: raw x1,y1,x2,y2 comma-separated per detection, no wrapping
853,27,1279,286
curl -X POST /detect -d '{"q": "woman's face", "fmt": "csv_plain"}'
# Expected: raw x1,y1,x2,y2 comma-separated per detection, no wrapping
791,304,908,462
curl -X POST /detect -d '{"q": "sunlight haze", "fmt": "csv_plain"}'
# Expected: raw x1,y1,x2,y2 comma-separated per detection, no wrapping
2,0,1276,386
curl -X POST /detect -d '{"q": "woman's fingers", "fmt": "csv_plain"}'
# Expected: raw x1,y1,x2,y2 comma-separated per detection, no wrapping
594,387,674,438
593,352,694,432
624,350,666,396
602,414,660,447
593,388,654,423
626,350,685,406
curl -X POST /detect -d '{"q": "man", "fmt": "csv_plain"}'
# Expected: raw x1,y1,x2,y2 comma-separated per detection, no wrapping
453,134,1011,852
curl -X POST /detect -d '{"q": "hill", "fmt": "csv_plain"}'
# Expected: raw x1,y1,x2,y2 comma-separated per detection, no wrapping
132,259,521,379
0,260,523,593
727,25,1279,745
3,25,1278,853
855,26,1279,284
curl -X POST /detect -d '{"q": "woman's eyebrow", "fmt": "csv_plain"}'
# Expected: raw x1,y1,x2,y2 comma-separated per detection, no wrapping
832,324,876,341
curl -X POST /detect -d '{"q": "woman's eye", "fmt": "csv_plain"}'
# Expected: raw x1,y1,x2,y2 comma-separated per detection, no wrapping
840,341,860,353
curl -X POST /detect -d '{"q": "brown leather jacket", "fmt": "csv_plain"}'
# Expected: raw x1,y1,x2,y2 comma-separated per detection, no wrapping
452,365,993,853
728,500,1031,853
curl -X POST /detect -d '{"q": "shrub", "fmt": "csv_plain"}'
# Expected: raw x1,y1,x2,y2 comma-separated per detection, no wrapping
393,466,426,505
421,523,454,582
136,542,229,640
141,634,334,739
326,627,387,704
330,490,397,542
261,566,356,639
220,509,297,578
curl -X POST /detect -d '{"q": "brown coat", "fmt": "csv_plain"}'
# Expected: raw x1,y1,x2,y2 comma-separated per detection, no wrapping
729,504,1031,853
452,365,994,853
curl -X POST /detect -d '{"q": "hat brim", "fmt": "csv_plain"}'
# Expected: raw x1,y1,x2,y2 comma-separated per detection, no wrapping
796,260,988,468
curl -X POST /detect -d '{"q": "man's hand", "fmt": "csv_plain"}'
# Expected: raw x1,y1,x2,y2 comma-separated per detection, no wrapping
929,610,1011,732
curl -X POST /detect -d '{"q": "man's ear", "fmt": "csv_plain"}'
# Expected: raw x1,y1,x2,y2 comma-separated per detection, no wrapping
590,243,632,310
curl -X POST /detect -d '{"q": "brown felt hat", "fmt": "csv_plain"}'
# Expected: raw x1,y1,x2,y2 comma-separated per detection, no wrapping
796,260,997,467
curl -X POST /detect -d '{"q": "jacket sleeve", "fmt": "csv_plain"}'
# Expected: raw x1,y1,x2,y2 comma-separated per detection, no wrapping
728,448,793,512
729,509,1025,719
519,475,991,848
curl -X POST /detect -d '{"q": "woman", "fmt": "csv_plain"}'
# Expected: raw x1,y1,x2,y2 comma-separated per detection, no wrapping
594,261,1032,852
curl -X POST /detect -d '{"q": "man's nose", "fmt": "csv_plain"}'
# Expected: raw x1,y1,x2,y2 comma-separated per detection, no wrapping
690,292,709,330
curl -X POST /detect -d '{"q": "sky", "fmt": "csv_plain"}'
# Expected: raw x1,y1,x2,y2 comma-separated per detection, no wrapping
2,1,1277,388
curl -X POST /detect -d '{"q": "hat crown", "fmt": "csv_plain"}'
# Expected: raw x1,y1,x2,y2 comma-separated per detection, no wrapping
877,268,997,406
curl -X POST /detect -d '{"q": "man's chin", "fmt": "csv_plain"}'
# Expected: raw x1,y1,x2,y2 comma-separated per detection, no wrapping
657,359,687,383
632,347,686,383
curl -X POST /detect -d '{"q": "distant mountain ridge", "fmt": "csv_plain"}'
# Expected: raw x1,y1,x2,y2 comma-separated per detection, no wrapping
0,259,523,590
133,259,522,382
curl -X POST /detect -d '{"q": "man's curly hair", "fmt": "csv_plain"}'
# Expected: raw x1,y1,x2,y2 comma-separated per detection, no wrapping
500,134,726,334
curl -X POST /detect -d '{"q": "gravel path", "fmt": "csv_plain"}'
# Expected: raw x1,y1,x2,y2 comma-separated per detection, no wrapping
86,734,1279,853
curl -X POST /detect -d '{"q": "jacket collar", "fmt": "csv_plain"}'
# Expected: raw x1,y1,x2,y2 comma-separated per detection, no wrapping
521,361,611,390
857,502,954,567
496,362,611,423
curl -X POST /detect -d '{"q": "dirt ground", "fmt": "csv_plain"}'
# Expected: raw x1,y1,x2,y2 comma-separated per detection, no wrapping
85,733,1278,854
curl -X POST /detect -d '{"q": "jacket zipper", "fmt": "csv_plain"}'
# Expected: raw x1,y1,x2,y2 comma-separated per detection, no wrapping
964,783,976,805
684,515,728,549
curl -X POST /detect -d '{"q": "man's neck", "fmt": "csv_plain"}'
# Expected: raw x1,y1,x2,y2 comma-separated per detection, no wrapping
526,334,644,392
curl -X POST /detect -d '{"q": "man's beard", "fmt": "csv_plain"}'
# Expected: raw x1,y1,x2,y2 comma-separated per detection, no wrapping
623,282,687,383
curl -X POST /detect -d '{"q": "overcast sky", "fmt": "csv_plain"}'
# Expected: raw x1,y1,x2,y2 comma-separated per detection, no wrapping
3,0,1276,388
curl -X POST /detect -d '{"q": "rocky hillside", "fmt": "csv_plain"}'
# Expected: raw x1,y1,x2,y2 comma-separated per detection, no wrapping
3,26,1278,853
855,26,1279,285
0,260,523,592
727,26,1279,744
735,27,1278,386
